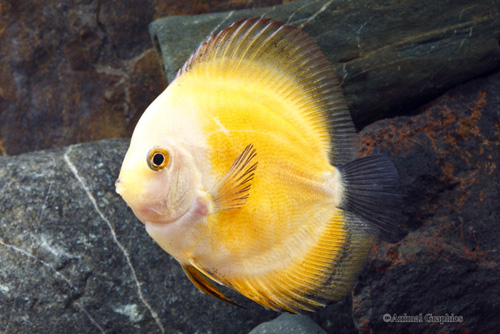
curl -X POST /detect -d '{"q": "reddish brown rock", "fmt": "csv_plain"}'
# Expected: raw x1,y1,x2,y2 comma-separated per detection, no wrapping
0,0,284,156
351,70,500,333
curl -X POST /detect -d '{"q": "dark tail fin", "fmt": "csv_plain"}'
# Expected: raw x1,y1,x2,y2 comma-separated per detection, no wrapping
339,155,403,243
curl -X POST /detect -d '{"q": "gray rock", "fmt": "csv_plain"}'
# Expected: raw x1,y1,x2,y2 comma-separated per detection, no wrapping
0,140,274,333
249,314,326,334
150,0,500,127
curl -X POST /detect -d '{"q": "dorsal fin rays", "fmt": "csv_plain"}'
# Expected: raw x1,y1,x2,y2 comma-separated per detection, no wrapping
227,18,264,64
235,19,274,66
244,21,289,64
175,18,358,165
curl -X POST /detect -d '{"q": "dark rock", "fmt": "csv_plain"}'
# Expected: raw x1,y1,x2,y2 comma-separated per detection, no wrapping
0,139,275,333
0,0,285,156
151,0,500,128
249,314,326,334
310,296,358,334
352,70,500,333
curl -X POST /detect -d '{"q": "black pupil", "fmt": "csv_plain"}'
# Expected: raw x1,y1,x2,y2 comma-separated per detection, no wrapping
153,153,164,166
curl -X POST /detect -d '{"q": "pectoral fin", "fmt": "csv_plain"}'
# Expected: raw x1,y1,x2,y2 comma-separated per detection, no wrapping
182,263,242,308
210,144,257,211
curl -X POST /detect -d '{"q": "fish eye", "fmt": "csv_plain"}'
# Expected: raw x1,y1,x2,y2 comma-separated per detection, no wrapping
147,147,170,171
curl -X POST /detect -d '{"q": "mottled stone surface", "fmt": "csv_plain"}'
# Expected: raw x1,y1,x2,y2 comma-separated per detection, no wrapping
249,314,326,334
0,140,275,333
0,0,285,156
151,0,500,128
352,70,500,333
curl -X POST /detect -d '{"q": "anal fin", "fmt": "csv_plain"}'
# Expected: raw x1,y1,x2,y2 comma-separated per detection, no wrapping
182,264,243,308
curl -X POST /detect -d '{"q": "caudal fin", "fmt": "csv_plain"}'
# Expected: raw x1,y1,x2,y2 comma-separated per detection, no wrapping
339,155,403,243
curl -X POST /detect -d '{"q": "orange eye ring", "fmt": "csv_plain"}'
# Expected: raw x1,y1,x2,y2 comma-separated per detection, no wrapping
147,147,170,171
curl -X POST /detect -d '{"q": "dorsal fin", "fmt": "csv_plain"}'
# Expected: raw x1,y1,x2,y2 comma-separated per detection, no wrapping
175,18,358,166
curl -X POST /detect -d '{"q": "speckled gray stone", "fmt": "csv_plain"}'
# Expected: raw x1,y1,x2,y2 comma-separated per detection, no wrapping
249,314,326,334
150,0,500,127
0,139,274,333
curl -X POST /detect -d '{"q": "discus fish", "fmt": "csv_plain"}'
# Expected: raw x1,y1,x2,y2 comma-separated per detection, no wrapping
116,18,402,313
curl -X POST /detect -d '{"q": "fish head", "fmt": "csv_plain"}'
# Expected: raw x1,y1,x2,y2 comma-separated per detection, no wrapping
115,138,199,225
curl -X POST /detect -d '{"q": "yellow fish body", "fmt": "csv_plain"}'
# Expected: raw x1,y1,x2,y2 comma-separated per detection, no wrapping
116,18,401,313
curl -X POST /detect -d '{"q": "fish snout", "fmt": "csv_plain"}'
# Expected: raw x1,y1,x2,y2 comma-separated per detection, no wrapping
115,178,123,195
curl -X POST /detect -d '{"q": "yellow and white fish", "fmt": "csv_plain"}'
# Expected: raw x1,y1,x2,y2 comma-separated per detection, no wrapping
116,18,402,313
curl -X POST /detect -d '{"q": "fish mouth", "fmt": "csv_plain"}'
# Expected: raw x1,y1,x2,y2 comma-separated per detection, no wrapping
115,175,195,225
114,178,158,223
115,178,124,195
